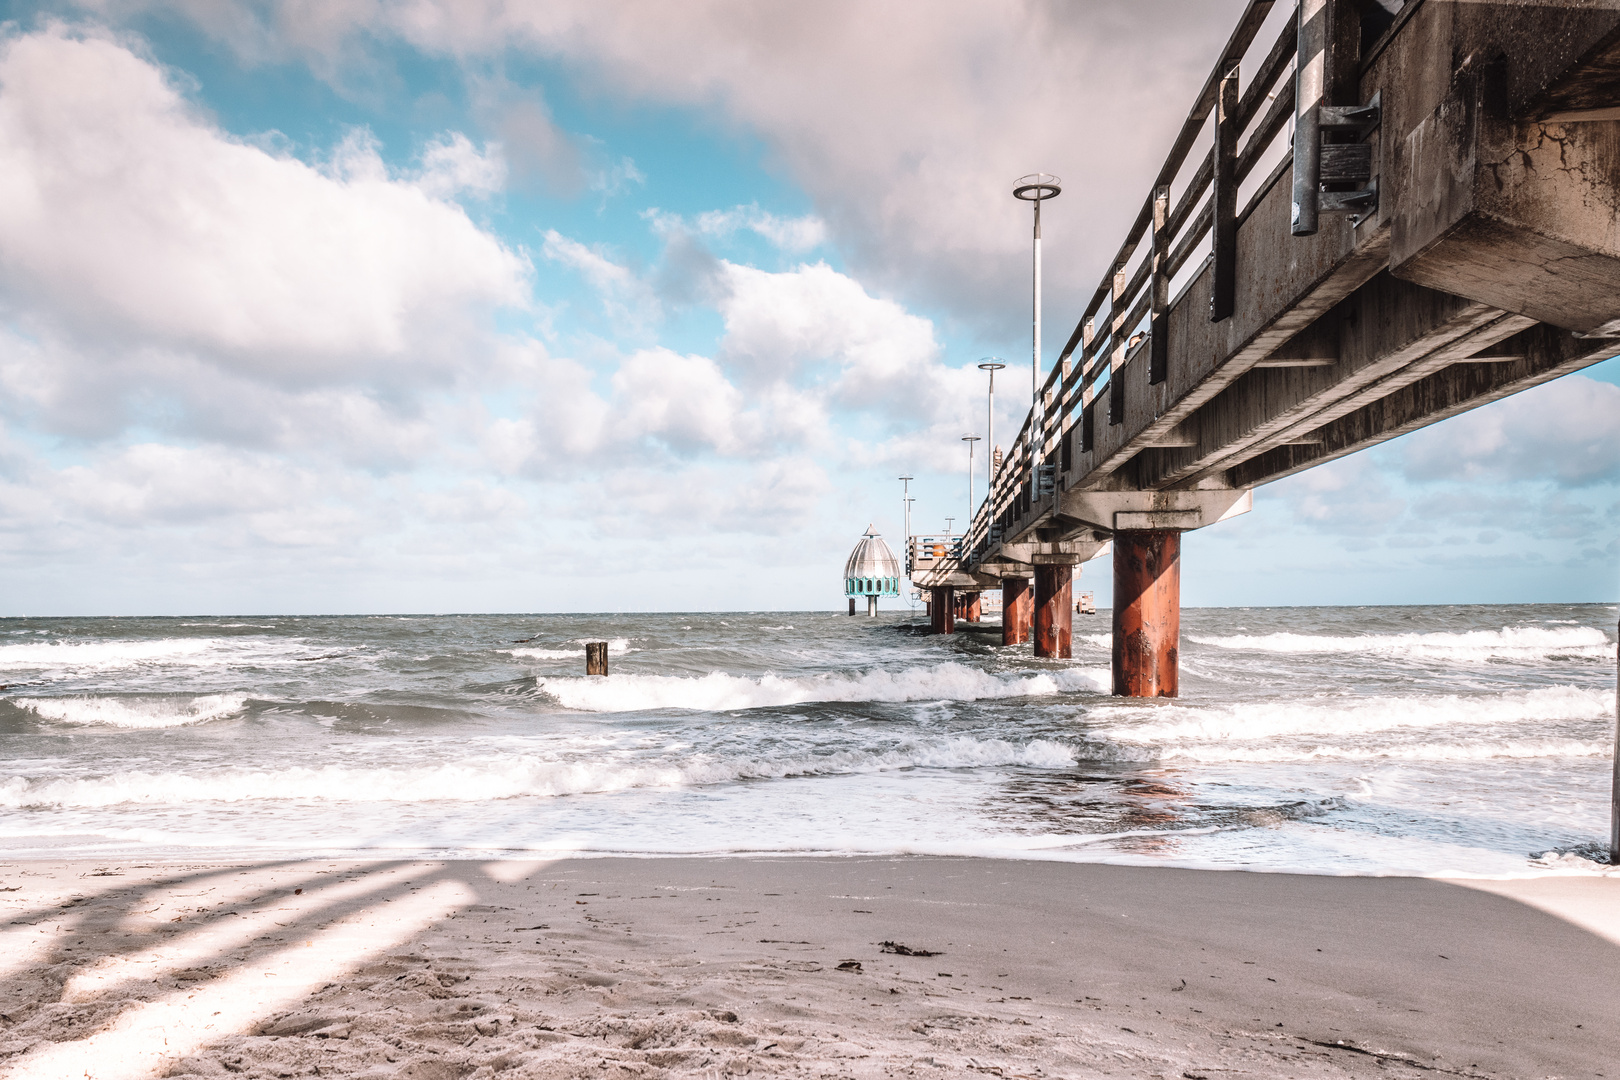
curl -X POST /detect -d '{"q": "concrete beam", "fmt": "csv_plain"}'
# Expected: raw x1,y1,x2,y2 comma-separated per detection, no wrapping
1066,172,1394,494
1135,273,1522,490
1386,12,1620,336
1230,323,1620,488
1057,488,1251,535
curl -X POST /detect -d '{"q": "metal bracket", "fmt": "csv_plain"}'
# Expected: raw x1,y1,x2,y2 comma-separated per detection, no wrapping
1320,178,1379,219
1319,92,1381,137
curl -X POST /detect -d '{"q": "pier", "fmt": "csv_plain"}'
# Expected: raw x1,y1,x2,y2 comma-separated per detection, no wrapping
910,0,1620,696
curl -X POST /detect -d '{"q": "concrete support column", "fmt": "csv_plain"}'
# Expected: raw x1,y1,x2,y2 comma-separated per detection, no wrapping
866,595,878,617
930,586,956,635
1112,530,1181,697
1033,564,1073,659
1002,578,1032,646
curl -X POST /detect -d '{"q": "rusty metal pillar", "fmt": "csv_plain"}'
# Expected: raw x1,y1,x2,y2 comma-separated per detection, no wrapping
1112,530,1181,697
1002,578,1032,646
963,592,982,623
1033,564,1072,659
930,586,956,635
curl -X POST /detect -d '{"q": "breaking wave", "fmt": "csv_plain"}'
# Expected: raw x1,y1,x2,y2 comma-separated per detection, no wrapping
0,637,302,671
15,694,249,729
1087,684,1609,744
1138,738,1608,764
0,736,1078,808
1187,625,1612,662
535,662,1111,712
508,638,635,661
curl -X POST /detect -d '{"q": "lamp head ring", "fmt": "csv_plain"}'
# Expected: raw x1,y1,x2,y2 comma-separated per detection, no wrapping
1013,173,1062,201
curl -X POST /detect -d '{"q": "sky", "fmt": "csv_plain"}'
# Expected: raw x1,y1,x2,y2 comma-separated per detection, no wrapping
0,0,1616,616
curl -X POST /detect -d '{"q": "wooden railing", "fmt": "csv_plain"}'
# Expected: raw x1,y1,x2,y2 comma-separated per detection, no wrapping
958,0,1306,569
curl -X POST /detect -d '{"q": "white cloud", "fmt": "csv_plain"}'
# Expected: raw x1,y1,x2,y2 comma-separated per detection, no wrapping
613,347,755,455
540,229,636,294
1401,375,1620,488
0,25,527,375
154,0,1257,338
717,261,935,388
416,132,506,199
694,205,827,253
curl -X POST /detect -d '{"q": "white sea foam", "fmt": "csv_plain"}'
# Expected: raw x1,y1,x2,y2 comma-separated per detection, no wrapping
1147,737,1608,764
16,694,248,729
0,637,299,671
1087,684,1610,745
1187,625,1612,662
535,662,1111,712
0,736,1078,808
509,638,635,661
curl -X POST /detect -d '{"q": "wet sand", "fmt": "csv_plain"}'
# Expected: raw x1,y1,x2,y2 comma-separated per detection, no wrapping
2,856,1617,1079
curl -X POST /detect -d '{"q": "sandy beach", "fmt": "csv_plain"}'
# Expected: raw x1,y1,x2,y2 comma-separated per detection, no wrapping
0,857,1616,1079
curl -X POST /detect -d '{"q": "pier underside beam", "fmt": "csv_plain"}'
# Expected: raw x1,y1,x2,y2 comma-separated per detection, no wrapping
930,587,955,635
1002,578,1032,646
1033,564,1074,660
1112,530,1181,698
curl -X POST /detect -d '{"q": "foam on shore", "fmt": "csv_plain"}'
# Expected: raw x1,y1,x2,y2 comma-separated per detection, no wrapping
534,662,1111,712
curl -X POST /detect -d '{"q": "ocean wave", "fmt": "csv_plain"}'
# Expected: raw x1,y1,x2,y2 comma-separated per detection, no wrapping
508,638,635,661
1138,737,1609,764
0,736,1078,808
15,694,248,729
0,637,301,671
1187,625,1612,662
535,662,1111,712
1086,684,1610,744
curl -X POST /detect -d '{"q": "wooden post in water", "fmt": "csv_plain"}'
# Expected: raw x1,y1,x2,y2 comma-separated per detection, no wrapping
585,641,609,676
930,586,956,635
1112,531,1180,697
848,597,856,616
1033,564,1073,659
1002,577,1032,646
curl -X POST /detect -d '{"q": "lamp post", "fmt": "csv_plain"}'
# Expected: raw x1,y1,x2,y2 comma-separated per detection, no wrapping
898,474,914,542
962,433,981,524
978,359,1006,495
1013,174,1061,474
898,474,915,575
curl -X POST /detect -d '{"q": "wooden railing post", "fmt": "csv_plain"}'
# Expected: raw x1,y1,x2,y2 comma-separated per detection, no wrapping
1292,0,1325,236
1108,267,1128,425
1211,65,1240,321
1150,184,1172,382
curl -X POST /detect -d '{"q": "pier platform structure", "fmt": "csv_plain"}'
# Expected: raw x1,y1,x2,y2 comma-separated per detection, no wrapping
912,0,1620,696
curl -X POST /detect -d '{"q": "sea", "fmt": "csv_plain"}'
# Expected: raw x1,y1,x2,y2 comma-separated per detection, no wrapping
0,604,1615,877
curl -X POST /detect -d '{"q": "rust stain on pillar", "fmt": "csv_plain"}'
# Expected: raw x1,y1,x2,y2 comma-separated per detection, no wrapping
1112,530,1180,697
963,592,982,623
930,586,956,635
1033,564,1073,659
1002,578,1032,646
